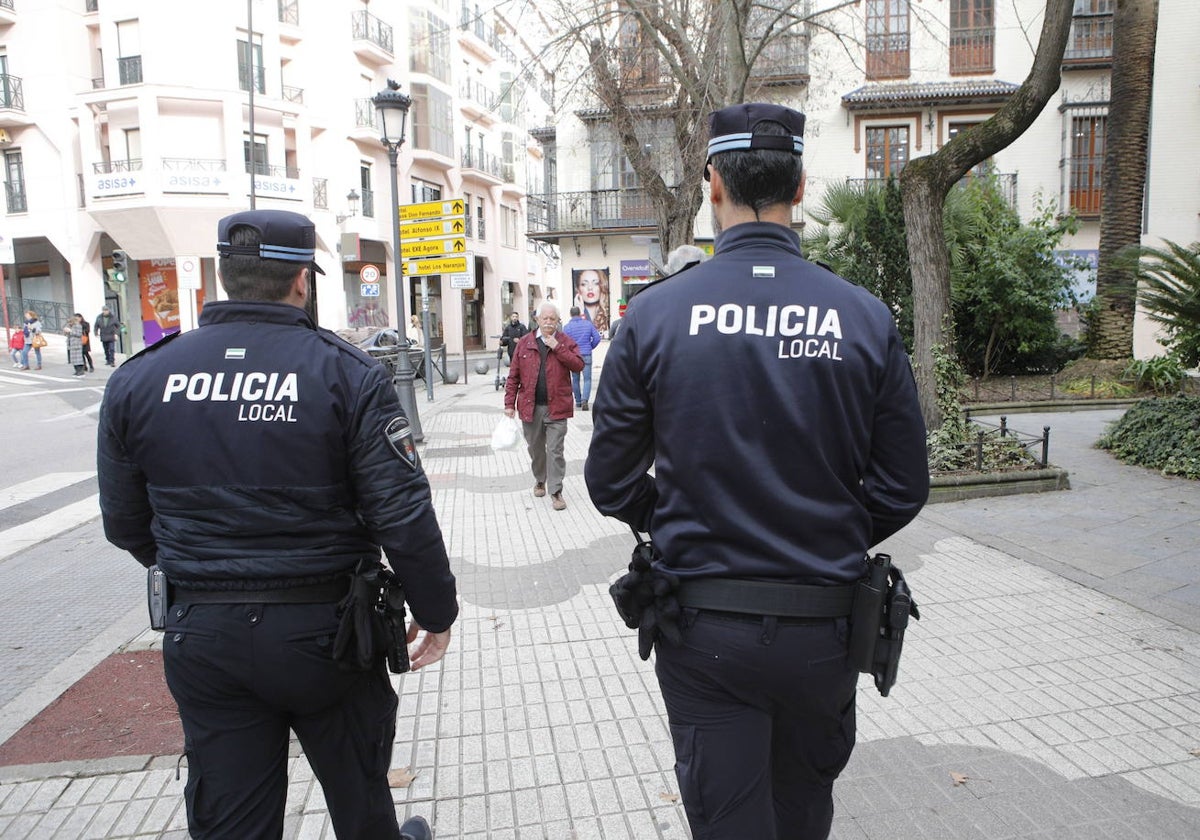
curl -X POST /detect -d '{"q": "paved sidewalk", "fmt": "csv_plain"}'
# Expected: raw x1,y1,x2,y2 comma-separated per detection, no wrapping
1,356,1199,838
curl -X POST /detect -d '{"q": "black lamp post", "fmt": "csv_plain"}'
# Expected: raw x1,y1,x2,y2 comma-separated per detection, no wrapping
373,79,423,442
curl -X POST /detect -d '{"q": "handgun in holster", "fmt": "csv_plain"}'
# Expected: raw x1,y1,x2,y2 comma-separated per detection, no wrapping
847,553,920,697
377,568,411,675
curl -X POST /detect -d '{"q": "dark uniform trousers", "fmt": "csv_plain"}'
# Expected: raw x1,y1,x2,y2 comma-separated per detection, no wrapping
654,610,858,840
163,602,401,840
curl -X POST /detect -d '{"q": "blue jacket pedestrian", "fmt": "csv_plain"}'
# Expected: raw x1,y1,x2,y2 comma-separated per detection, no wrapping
563,306,602,410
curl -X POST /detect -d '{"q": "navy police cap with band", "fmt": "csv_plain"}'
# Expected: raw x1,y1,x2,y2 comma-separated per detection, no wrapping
217,209,325,274
704,103,806,181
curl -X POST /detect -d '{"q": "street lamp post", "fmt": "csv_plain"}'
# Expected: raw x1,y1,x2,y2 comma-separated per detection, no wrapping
373,79,423,442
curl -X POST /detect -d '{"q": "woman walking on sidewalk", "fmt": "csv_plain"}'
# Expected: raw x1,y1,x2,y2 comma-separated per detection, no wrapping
19,310,43,370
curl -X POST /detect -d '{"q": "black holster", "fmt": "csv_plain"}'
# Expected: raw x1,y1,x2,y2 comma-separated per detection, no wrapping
847,553,920,697
609,529,682,660
332,561,411,674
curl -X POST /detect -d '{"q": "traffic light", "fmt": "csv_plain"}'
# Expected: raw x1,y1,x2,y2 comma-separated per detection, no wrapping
111,250,128,283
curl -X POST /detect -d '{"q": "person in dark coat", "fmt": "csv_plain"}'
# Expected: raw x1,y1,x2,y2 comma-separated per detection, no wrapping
503,299,584,511
94,306,121,366
500,310,529,364
585,104,930,839
97,209,452,840
77,313,95,372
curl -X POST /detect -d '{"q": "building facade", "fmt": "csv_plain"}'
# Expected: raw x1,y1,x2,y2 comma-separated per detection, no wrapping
530,0,1196,359
1,0,551,355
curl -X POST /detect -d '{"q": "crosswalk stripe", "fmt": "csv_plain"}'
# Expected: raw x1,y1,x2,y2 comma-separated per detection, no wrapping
0,472,96,512
0,495,102,562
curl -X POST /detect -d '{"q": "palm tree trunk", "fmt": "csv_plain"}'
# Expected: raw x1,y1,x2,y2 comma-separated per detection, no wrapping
1092,0,1159,359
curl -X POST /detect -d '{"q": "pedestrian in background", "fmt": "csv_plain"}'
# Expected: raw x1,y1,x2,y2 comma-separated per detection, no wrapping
94,306,121,367
563,305,601,411
98,209,454,840
504,299,583,511
8,328,24,367
586,103,929,839
500,311,528,365
19,310,43,370
407,313,424,346
62,314,86,376
663,243,708,277
77,313,95,372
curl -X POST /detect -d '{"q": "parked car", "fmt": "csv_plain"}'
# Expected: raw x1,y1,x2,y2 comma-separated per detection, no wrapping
341,328,426,379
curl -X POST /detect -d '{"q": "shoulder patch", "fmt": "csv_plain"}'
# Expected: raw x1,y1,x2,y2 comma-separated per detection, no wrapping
384,415,420,471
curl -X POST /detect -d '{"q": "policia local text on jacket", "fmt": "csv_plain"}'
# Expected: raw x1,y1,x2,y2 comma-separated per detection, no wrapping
98,210,455,840
585,103,929,840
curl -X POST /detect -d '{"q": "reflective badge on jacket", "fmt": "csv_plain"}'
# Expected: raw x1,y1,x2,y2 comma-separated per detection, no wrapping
385,415,419,470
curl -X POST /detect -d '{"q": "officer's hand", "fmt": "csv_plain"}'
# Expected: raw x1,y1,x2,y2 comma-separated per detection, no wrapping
504,407,515,418
406,622,451,670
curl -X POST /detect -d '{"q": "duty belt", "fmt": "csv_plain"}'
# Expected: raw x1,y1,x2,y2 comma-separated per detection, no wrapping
676,578,856,618
171,578,350,605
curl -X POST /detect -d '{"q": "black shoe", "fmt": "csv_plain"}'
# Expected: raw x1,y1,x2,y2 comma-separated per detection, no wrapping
580,402,589,411
400,815,432,840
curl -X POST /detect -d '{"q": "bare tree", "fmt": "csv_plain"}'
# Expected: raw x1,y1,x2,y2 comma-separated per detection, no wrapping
1091,0,1159,359
541,0,857,255
900,0,1075,430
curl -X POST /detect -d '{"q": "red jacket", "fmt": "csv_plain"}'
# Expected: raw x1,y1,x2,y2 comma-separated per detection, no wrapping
504,330,584,421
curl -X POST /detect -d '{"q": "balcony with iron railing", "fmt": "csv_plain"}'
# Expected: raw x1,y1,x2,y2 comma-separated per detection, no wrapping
865,33,910,79
750,35,810,86
238,62,266,94
845,171,1017,208
460,79,498,113
0,0,15,25
85,0,98,11
118,55,142,85
949,26,994,74
360,187,375,218
461,148,505,181
312,177,327,210
278,0,299,26
0,74,24,111
245,162,299,179
459,4,517,64
162,158,226,172
93,159,144,174
5,181,26,214
527,189,658,235
351,9,393,62
1063,12,1113,65
282,85,303,104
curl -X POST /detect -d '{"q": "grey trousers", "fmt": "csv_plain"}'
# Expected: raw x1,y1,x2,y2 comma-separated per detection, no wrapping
523,404,568,495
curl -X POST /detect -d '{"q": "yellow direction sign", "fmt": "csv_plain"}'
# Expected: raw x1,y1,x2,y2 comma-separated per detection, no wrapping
404,255,469,277
398,198,466,222
400,218,467,238
401,237,467,259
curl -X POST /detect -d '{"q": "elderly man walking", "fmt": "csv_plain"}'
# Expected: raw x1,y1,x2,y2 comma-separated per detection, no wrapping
504,300,584,510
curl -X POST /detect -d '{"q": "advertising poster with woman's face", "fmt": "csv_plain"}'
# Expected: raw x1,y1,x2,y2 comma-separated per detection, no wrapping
572,267,610,336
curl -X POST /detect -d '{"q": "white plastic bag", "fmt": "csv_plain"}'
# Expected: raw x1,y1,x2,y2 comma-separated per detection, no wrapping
491,415,523,452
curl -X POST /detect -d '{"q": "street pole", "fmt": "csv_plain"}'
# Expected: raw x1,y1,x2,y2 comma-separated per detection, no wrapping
385,142,423,442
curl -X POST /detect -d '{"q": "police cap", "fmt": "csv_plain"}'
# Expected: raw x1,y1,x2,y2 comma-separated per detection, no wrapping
217,209,325,274
704,103,806,181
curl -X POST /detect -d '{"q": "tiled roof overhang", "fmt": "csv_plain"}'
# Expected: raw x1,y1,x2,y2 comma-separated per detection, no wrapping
842,80,1020,111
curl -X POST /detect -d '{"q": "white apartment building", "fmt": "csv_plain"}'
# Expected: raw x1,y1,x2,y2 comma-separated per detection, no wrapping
533,0,1198,359
1,0,552,356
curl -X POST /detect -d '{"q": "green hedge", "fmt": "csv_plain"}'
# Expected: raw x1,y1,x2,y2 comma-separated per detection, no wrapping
1097,396,1200,479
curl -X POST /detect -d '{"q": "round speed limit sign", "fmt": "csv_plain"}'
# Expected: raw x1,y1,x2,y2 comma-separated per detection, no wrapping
359,264,380,283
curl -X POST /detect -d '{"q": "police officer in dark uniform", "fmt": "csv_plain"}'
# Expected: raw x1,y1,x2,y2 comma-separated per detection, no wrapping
98,209,455,840
585,104,929,839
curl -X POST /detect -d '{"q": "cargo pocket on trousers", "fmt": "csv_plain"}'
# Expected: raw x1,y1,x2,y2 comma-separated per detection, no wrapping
668,722,706,825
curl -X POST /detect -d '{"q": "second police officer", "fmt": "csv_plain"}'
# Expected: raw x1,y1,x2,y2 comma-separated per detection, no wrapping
585,104,930,839
98,209,455,840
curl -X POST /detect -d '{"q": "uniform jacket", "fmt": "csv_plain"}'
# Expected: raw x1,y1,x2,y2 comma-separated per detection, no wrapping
95,313,120,342
504,329,584,422
585,222,929,586
97,300,458,632
563,316,602,357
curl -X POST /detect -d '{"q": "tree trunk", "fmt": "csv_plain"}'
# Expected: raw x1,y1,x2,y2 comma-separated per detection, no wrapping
901,0,1075,430
902,168,954,427
1092,0,1159,360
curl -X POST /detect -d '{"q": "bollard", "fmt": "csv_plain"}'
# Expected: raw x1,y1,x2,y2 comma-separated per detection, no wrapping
976,430,985,472
1090,374,1096,399
1000,416,1007,437
1050,375,1056,401
1042,426,1050,467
